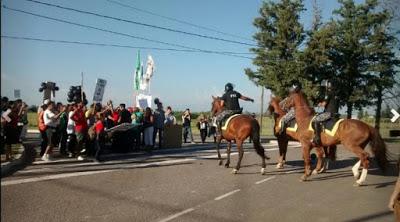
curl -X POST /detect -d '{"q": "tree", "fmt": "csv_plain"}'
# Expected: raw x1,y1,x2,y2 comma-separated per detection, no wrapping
331,0,384,118
365,8,400,129
245,0,306,98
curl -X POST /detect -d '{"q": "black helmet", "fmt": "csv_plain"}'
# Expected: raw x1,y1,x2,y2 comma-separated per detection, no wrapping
289,81,302,93
225,83,234,92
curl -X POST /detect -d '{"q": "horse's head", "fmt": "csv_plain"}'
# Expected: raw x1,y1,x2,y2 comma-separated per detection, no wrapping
211,96,223,116
267,96,282,115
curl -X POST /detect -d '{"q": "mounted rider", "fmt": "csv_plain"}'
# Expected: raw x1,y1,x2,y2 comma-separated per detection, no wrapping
313,81,340,145
278,82,301,135
215,83,254,135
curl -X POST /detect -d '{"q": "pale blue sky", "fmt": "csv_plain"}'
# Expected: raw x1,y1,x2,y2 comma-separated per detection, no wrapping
1,0,366,112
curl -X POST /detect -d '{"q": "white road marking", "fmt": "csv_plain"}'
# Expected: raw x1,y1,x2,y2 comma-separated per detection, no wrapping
1,170,115,186
214,189,241,201
157,208,195,222
255,176,275,185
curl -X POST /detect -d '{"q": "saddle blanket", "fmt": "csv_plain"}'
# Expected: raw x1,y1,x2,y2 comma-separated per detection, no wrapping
278,118,298,132
309,116,344,137
221,114,241,131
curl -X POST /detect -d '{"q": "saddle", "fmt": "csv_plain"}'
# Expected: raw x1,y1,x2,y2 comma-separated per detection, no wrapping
310,114,343,137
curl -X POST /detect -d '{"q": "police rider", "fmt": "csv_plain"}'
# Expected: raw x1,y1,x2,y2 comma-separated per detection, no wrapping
278,82,301,135
313,81,339,146
215,83,254,135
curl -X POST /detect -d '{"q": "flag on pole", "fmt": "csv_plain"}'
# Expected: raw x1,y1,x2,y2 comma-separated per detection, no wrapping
134,51,142,90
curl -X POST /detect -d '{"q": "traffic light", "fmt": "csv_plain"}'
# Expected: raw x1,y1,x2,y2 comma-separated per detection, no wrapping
67,86,88,105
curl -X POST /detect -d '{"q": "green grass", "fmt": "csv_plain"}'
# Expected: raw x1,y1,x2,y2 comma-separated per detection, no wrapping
28,112,397,138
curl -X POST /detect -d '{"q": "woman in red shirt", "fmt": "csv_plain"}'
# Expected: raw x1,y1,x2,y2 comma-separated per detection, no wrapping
94,113,105,162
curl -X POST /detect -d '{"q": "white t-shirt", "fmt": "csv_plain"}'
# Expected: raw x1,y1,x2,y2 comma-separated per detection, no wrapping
67,111,76,134
44,109,59,127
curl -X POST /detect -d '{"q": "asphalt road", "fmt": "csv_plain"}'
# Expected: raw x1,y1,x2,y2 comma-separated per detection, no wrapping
1,142,399,222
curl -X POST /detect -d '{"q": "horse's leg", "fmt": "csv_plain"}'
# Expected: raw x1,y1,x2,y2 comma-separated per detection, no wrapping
276,136,288,169
352,160,361,179
225,141,231,168
300,143,312,181
232,140,244,174
216,136,223,166
312,147,325,175
355,151,370,186
254,140,267,175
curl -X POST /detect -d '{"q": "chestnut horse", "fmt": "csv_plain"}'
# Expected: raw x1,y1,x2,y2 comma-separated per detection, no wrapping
211,96,268,175
283,91,388,186
267,96,335,174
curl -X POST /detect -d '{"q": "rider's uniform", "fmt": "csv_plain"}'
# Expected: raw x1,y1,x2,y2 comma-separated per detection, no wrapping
315,91,339,121
216,90,242,126
279,97,295,125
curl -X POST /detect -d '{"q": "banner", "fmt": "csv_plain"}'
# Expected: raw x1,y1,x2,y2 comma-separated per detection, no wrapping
14,89,20,99
93,78,107,103
136,93,152,109
140,55,155,91
134,51,142,90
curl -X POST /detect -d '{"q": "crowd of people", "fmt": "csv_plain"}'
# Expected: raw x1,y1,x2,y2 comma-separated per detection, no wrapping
1,96,221,163
1,97,29,161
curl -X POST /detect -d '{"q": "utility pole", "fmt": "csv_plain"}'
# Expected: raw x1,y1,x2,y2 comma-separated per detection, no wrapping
260,87,264,134
81,72,84,101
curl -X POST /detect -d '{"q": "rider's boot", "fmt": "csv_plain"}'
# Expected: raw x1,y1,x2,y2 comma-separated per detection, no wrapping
279,121,286,135
312,121,322,146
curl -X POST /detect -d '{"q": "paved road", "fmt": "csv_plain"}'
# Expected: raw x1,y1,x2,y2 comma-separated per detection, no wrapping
1,142,399,222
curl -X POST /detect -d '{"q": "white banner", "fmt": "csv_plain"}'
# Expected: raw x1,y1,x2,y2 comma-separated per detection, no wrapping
93,78,107,103
136,94,152,109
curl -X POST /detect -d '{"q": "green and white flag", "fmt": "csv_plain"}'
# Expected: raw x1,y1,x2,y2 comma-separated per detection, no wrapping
134,50,142,90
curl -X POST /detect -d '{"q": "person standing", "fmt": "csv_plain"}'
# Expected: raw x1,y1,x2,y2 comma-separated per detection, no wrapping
94,113,106,162
42,101,64,161
3,101,20,161
38,101,49,157
66,104,77,157
58,104,69,156
18,102,29,142
131,107,143,150
153,99,165,149
182,109,195,144
71,102,88,160
164,106,176,126
118,103,132,124
197,117,209,143
143,107,154,151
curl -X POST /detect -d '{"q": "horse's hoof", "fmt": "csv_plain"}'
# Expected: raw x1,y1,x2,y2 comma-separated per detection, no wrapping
261,168,266,175
300,175,308,181
276,163,284,169
353,174,360,179
224,163,230,168
231,169,238,174
312,169,318,175
317,167,326,174
353,182,363,187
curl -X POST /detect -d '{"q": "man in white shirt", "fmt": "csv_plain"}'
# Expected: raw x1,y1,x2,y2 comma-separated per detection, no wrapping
42,101,64,161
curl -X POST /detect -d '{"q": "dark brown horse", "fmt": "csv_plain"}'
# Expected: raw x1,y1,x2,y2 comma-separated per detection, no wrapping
283,91,388,186
211,96,268,175
267,96,335,174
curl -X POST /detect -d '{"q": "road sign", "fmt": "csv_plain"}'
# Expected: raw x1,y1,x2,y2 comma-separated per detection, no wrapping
391,109,399,123
93,78,107,103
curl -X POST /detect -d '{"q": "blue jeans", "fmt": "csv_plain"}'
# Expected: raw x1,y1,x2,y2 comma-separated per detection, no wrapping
183,125,193,142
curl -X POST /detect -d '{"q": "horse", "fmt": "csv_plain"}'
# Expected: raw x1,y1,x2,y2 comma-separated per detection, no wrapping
267,96,336,174
282,90,388,186
211,96,268,175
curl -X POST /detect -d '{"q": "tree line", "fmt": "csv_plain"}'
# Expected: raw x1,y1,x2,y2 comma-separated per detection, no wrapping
245,0,399,129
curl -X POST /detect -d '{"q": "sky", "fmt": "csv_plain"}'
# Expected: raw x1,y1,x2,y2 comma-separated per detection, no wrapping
1,0,368,112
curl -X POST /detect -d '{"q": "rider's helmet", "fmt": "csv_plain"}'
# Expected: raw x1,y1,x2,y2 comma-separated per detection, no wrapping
289,81,302,93
225,83,234,92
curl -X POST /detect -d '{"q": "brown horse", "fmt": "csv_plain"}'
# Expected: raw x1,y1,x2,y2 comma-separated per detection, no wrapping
283,91,388,186
211,96,268,175
267,96,335,174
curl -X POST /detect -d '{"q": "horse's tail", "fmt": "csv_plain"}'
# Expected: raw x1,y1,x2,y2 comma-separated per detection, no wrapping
369,126,388,172
251,119,266,159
